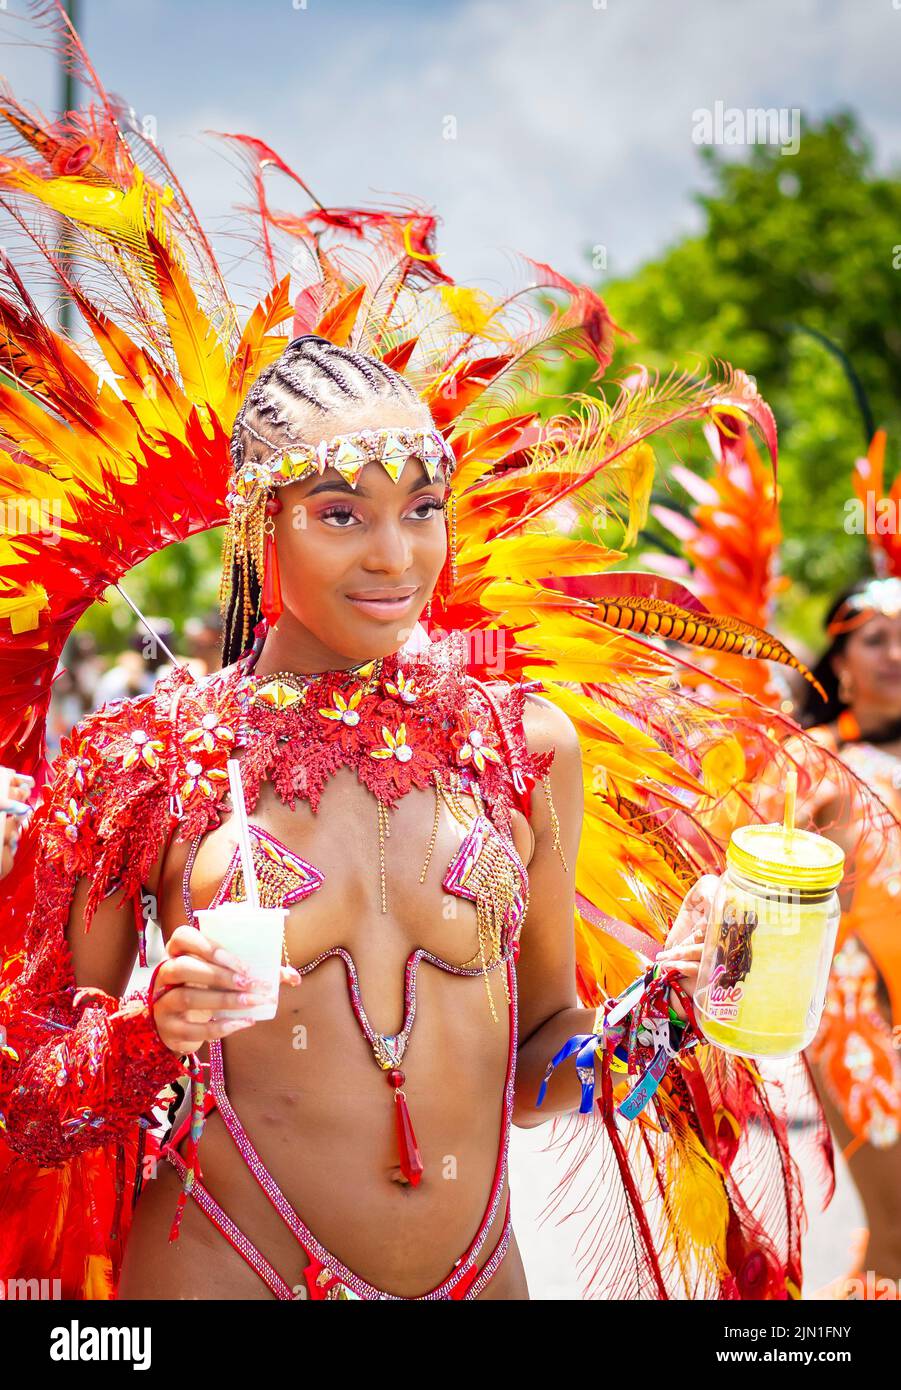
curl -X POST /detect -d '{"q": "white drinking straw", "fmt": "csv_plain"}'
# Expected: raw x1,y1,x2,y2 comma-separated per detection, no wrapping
227,759,260,910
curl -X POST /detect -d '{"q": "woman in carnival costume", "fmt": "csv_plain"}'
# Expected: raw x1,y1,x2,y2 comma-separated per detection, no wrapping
789,429,901,1297
796,572,901,1298
654,407,901,1299
0,1,870,1300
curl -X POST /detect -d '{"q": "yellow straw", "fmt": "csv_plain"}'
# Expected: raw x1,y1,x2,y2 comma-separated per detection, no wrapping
783,766,797,850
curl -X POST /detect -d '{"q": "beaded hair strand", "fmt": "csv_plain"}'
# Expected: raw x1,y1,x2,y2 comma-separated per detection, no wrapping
221,335,434,667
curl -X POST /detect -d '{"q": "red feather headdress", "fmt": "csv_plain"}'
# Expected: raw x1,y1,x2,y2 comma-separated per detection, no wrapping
2,0,894,1302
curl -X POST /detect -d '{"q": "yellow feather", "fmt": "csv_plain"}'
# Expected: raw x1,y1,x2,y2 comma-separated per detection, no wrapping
576,912,644,998
465,536,625,578
83,1252,116,1300
438,285,501,337
0,578,49,632
700,735,747,798
151,246,230,411
5,168,149,246
660,1118,730,1281
608,442,655,548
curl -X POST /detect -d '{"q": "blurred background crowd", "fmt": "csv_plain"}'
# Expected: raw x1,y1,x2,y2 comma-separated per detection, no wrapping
46,614,224,761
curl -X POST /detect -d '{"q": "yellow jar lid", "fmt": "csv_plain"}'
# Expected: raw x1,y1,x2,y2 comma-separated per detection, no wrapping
726,822,845,891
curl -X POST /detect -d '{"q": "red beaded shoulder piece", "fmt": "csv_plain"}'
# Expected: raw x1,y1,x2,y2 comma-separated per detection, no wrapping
36,669,192,931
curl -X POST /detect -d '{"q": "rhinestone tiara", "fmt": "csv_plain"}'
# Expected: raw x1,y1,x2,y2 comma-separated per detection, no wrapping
828,575,901,632
227,426,457,510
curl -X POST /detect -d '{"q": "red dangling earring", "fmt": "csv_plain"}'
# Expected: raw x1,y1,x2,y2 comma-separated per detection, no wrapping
261,494,283,626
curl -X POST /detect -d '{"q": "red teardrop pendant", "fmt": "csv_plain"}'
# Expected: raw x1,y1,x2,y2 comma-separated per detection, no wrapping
261,524,283,626
393,1089,424,1186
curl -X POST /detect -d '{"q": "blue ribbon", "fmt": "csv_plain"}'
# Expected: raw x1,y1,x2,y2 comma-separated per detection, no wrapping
536,1032,601,1113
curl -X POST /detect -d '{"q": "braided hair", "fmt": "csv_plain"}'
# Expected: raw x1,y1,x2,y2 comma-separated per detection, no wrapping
222,335,433,666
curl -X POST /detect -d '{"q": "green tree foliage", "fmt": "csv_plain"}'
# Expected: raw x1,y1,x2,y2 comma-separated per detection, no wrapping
559,113,901,644
82,527,223,658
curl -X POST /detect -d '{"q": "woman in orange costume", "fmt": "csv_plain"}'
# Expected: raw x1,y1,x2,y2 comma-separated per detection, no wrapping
793,569,901,1295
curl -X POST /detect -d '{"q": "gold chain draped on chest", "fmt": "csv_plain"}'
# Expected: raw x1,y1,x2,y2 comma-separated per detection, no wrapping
419,770,531,1021
215,765,530,1024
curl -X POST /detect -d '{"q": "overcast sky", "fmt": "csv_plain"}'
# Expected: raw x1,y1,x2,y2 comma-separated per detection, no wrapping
0,0,898,304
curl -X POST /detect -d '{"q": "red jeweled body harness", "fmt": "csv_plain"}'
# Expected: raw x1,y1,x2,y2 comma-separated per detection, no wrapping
154,630,558,1299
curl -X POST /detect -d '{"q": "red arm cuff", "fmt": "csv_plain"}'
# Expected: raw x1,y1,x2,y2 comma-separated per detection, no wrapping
0,987,185,1166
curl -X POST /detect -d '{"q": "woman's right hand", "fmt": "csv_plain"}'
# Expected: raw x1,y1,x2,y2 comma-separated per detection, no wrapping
0,767,35,879
149,924,301,1054
1,803,28,879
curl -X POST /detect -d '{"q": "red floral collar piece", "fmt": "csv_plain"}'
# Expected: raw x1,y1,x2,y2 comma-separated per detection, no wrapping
228,636,550,826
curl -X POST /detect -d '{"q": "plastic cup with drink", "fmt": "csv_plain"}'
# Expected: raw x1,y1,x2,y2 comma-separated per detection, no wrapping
194,760,287,1022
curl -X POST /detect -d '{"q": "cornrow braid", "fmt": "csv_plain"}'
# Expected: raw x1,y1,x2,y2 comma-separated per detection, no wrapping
315,342,417,400
276,343,363,405
364,353,420,398
333,350,383,392
221,334,434,668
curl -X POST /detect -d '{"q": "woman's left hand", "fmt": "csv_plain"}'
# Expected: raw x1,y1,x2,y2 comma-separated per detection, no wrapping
654,873,721,1010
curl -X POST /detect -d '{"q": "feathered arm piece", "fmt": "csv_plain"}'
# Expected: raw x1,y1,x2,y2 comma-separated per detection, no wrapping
0,889,186,1298
0,700,188,1163
0,666,221,1293
0,948,183,1167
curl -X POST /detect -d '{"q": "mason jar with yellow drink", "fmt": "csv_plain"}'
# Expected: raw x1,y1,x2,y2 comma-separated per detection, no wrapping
694,772,845,1059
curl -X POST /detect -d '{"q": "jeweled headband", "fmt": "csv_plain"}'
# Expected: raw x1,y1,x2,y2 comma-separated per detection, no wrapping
220,424,457,648
827,576,901,635
226,425,457,511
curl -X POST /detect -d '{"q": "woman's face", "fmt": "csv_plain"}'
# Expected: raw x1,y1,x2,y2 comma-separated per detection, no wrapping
833,612,901,717
270,452,448,663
